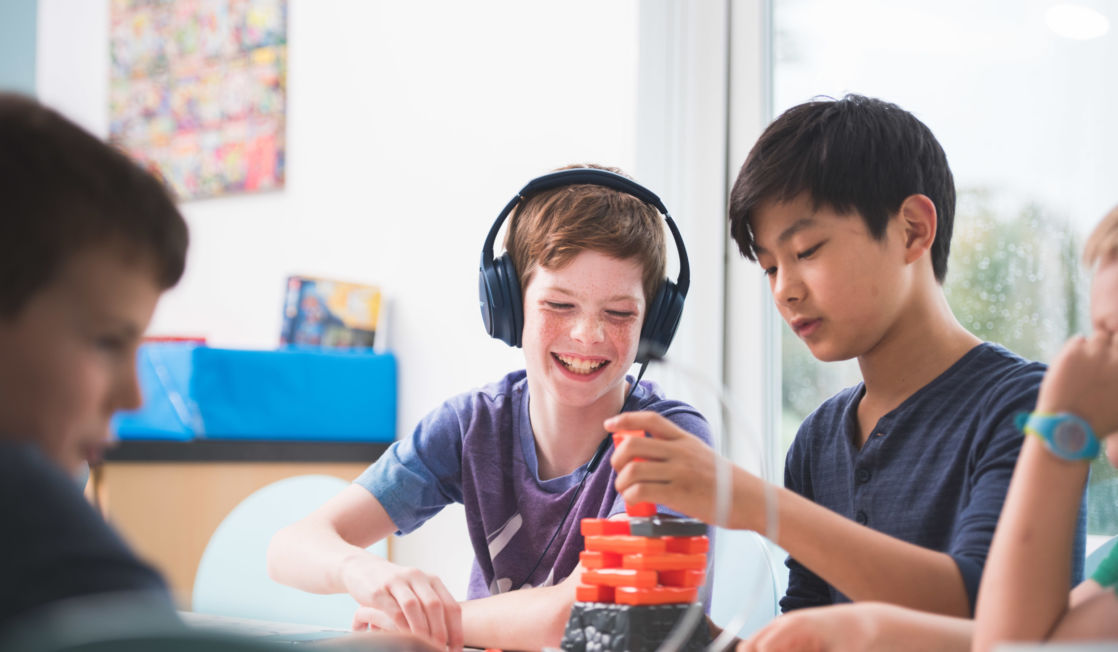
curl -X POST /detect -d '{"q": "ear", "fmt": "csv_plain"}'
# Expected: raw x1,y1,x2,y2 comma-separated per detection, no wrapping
898,194,937,265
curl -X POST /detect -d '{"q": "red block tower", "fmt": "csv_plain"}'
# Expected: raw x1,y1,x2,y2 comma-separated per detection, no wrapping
560,431,711,652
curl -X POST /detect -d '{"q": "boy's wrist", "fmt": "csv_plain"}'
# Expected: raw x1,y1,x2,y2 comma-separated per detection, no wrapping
1016,411,1100,462
734,467,771,532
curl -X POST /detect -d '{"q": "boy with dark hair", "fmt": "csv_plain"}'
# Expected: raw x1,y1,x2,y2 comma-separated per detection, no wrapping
608,94,1083,620
733,207,1118,652
0,91,188,630
267,164,712,651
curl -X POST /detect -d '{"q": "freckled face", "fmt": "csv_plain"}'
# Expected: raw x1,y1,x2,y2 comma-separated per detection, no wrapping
520,250,645,411
0,247,162,473
752,194,909,362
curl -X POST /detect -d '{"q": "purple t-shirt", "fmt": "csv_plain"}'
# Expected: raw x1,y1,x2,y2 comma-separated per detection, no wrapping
356,370,712,598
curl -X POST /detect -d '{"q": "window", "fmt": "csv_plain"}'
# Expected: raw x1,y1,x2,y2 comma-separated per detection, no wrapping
772,0,1118,536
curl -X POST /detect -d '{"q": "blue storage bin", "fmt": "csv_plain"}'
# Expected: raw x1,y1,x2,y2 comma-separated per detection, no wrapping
113,342,199,440
191,347,397,441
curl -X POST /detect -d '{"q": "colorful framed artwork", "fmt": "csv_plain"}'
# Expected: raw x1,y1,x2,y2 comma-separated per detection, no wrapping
109,0,287,200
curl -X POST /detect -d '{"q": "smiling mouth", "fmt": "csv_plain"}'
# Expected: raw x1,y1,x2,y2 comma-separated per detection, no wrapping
553,353,609,375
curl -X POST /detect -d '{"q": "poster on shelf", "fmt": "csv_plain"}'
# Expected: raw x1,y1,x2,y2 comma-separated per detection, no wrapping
109,0,287,201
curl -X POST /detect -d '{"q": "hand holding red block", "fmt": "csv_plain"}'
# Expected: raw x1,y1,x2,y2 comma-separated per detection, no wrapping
612,430,656,517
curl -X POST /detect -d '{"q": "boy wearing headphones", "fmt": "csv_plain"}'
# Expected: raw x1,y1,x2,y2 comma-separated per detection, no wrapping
608,95,1084,626
268,164,712,651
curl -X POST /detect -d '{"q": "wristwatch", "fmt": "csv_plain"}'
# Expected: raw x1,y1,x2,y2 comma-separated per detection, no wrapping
1015,412,1100,461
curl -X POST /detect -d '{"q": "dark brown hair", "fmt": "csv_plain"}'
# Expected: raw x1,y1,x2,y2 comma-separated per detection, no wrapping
0,93,189,318
505,163,666,303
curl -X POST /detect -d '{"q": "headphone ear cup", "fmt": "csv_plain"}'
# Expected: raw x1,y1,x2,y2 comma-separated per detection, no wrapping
637,280,684,364
499,254,524,347
482,253,523,348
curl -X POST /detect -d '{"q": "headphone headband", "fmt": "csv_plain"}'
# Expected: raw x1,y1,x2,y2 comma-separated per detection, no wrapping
479,168,689,362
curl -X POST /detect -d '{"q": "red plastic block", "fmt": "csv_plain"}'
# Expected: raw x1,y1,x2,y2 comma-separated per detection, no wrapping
576,584,616,603
622,553,707,571
580,518,631,537
658,569,706,588
581,568,658,588
611,430,646,442
580,550,623,569
615,586,698,606
611,431,657,518
663,536,709,554
625,501,657,517
585,535,667,555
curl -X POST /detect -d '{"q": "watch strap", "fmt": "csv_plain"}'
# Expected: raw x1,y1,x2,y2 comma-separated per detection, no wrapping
1015,412,1100,461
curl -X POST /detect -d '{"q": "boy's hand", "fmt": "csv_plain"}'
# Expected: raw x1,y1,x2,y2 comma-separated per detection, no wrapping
342,553,463,651
605,411,755,529
736,604,877,652
1036,330,1118,440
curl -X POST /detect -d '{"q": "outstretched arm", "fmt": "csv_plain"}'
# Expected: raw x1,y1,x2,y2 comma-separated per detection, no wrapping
267,484,463,650
606,411,971,616
974,330,1118,651
739,602,973,652
455,568,579,651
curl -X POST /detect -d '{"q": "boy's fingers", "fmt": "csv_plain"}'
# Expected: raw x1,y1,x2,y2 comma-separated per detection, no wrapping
610,436,672,467
390,582,432,640
604,411,686,440
617,458,676,486
352,606,396,632
408,582,447,645
432,581,463,650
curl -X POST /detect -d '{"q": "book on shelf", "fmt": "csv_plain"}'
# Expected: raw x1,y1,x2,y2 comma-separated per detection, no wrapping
280,275,383,350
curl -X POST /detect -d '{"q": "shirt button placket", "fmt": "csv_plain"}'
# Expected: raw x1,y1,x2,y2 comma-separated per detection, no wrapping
854,463,871,526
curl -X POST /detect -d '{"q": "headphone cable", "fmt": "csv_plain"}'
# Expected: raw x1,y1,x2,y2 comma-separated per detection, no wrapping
512,361,649,590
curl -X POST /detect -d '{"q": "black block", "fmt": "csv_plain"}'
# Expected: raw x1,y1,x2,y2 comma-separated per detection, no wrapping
628,516,707,538
560,602,710,652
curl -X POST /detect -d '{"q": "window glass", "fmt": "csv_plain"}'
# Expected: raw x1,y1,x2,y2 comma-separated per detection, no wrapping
772,0,1118,535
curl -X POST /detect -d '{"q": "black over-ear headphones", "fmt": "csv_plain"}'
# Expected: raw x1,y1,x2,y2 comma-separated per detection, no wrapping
479,168,690,364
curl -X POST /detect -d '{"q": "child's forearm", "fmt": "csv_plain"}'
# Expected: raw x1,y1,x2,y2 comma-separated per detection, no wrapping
864,603,973,650
267,518,373,595
973,437,1088,652
756,480,971,616
459,579,575,651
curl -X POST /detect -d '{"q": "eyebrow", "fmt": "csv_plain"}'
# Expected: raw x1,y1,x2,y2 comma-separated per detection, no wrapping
545,287,641,303
754,217,818,256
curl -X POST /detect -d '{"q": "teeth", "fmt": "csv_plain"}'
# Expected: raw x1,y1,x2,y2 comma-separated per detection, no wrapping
556,354,607,374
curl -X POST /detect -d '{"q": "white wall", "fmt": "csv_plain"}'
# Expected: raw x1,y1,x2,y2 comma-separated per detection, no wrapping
37,0,774,617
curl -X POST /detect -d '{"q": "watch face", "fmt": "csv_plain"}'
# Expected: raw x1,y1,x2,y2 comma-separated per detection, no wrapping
1054,420,1088,455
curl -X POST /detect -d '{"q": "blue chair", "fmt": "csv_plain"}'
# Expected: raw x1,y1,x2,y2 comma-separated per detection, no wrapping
708,528,787,640
192,474,388,629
